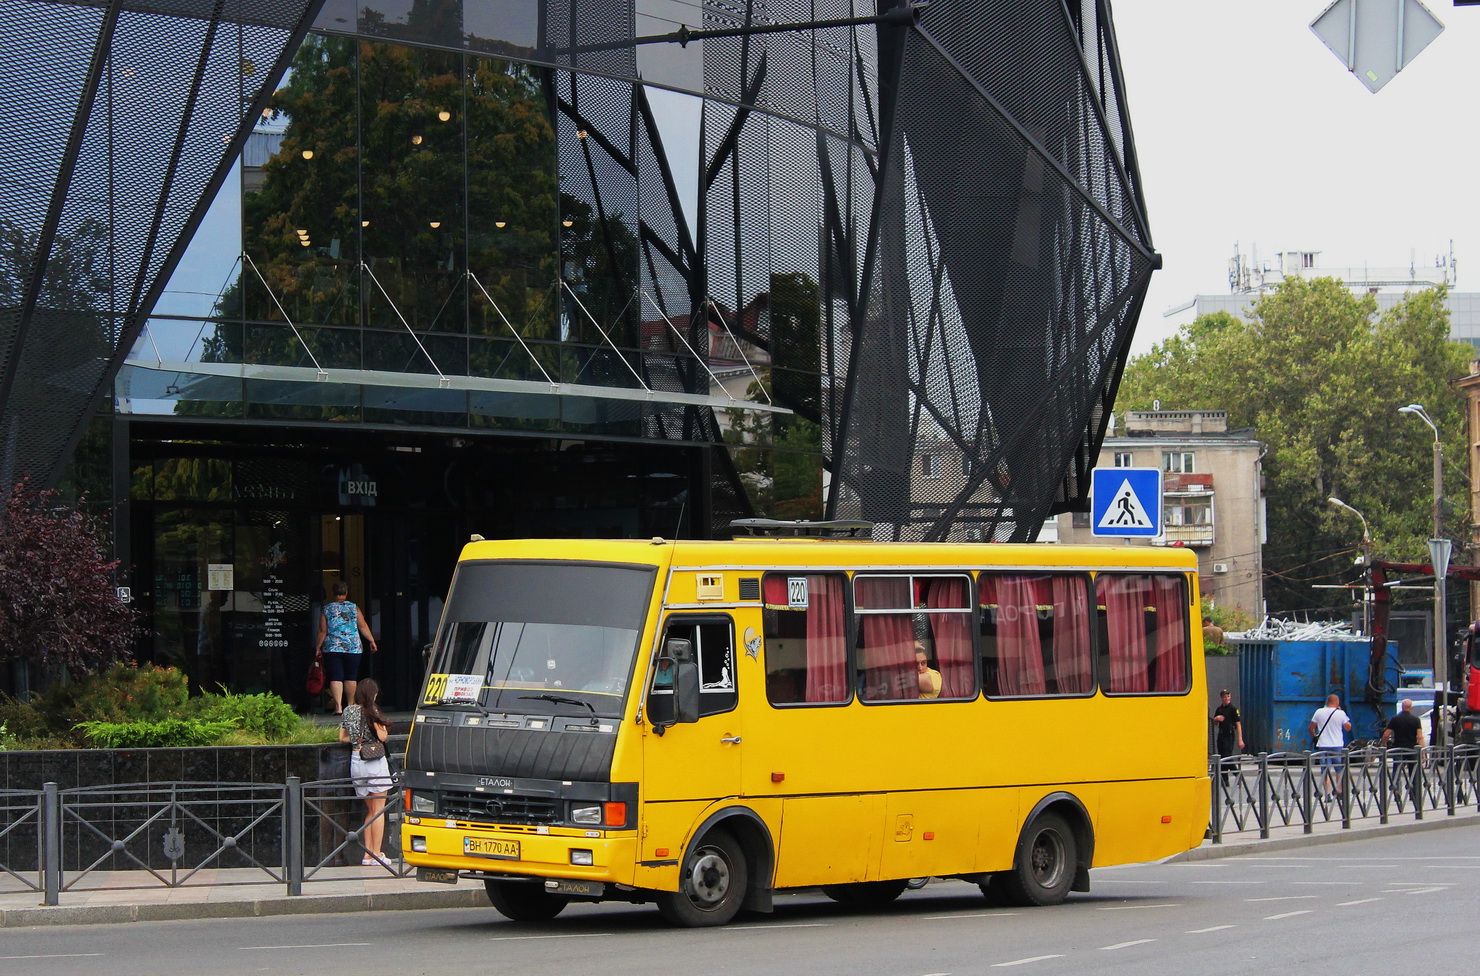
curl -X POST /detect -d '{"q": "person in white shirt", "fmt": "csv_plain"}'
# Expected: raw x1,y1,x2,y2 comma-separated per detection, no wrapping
1309,694,1352,800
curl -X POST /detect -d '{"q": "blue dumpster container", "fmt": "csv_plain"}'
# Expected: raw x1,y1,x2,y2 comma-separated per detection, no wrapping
1235,639,1401,753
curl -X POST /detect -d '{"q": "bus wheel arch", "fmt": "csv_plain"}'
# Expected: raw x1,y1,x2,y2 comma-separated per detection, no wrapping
1023,792,1093,891
684,806,775,915
656,827,748,927
996,794,1093,906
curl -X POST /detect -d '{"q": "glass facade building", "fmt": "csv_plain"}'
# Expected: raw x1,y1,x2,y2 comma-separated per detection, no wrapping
1,0,1155,707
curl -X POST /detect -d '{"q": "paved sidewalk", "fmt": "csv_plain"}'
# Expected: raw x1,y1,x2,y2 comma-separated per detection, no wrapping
4,806,1478,927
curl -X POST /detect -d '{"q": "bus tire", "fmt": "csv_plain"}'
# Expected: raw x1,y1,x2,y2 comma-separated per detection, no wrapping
976,873,1015,906
820,879,909,907
997,811,1077,907
656,829,747,927
484,879,569,921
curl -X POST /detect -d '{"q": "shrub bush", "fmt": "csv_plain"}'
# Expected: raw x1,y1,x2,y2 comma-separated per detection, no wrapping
1,666,327,748
184,690,302,742
76,718,239,749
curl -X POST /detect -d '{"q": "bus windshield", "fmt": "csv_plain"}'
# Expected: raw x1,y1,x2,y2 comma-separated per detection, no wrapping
426,561,656,719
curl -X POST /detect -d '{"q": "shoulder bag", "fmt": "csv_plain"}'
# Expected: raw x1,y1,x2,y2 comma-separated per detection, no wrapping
358,722,386,761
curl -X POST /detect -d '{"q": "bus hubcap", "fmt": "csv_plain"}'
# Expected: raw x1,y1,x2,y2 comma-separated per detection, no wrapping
688,849,730,905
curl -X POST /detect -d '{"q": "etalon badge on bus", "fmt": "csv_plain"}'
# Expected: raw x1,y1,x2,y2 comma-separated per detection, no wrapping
744,627,761,660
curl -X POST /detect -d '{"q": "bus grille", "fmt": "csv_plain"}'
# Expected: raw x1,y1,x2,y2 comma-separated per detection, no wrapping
441,790,560,825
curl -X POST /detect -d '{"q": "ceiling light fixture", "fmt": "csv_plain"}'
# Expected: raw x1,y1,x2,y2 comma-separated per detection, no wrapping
438,110,451,122
300,149,314,160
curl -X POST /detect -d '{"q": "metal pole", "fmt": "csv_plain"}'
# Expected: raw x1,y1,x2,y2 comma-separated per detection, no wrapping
1434,432,1448,747
285,776,303,897
42,782,60,906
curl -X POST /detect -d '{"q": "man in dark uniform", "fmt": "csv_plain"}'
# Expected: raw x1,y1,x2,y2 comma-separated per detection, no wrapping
1380,698,1427,804
1212,690,1242,785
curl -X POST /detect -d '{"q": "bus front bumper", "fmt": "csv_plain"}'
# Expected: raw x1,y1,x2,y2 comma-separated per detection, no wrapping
401,818,638,885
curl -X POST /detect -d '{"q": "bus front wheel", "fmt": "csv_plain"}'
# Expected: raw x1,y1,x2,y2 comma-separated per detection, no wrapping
997,811,1077,907
820,879,909,907
484,879,570,921
656,829,748,927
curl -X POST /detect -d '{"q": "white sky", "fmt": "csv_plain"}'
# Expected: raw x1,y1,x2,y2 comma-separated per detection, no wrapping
1110,1,1480,356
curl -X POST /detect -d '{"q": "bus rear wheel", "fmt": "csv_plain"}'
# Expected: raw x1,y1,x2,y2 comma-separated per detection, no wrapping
997,811,1077,907
484,879,570,921
656,829,747,927
820,879,910,907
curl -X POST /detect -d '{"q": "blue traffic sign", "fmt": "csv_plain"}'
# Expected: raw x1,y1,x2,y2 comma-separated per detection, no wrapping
1090,467,1162,538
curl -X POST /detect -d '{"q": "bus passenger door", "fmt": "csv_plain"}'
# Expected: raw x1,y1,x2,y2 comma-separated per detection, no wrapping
642,615,741,807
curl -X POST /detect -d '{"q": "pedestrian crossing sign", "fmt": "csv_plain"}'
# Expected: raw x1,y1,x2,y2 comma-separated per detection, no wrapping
1090,467,1162,538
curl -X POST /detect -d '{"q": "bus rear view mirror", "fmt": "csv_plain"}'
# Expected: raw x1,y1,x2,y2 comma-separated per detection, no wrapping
664,638,701,724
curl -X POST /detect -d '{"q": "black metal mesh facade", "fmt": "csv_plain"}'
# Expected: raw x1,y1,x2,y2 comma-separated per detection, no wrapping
0,0,324,489
4,0,1153,542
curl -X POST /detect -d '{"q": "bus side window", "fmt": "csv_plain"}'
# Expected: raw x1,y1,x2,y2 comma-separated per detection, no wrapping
762,573,849,705
1095,573,1190,694
650,618,737,719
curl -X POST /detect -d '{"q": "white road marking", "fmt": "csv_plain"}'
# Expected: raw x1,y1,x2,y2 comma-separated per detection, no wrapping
992,955,1065,967
1292,880,1362,885
1100,939,1157,950
1394,886,1448,895
486,934,607,942
1190,880,1263,884
1264,910,1313,920
1186,925,1236,933
924,912,1019,920
239,943,373,950
1246,895,1318,902
0,954,106,960
1337,898,1383,906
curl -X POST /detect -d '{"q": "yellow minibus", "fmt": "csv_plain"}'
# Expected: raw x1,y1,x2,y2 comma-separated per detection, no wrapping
401,524,1209,926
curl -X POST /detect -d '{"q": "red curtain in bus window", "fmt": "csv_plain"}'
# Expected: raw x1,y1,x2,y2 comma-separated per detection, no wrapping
997,574,1046,696
1150,576,1189,692
803,575,848,702
1099,575,1150,693
858,577,914,699
1049,575,1093,694
925,577,974,698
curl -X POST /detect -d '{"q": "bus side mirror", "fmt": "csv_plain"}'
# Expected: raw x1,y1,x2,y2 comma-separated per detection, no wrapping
666,638,701,724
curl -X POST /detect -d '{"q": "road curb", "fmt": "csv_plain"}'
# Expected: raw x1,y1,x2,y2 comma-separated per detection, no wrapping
1171,810,1480,862
0,886,490,928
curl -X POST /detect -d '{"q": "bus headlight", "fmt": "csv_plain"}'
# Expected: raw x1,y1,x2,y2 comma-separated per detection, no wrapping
409,792,437,814
570,804,602,825
570,849,594,865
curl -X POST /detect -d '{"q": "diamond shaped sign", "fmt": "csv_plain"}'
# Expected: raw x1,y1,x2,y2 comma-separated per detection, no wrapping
1310,0,1445,94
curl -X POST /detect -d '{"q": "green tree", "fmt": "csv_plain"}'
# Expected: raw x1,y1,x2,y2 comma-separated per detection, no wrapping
1116,279,1471,612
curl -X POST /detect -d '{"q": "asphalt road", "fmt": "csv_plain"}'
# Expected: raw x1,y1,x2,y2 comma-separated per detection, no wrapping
5,830,1473,976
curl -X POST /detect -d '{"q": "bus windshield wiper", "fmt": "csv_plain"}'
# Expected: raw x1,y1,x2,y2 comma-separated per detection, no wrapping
519,694,598,725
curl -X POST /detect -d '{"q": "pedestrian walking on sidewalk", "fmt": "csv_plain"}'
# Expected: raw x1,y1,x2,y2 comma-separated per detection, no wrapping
1310,694,1352,800
340,678,392,866
1212,689,1243,785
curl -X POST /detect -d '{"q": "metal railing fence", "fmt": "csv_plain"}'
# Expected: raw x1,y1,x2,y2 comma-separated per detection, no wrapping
0,775,409,905
1210,744,1480,842
7,750,1477,904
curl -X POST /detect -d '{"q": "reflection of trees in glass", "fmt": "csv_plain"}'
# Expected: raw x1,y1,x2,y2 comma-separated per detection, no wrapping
724,376,822,519
558,201,642,385
767,272,822,423
191,32,561,386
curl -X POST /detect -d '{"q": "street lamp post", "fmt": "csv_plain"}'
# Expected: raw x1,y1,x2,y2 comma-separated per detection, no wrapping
1328,496,1372,634
1399,403,1448,746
